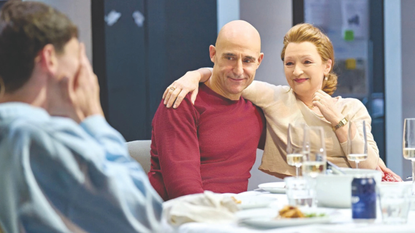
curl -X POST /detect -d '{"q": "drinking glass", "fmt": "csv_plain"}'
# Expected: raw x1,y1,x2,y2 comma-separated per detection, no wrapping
284,177,313,208
347,120,368,169
403,118,415,194
287,123,306,177
302,126,326,178
378,183,412,224
302,126,326,207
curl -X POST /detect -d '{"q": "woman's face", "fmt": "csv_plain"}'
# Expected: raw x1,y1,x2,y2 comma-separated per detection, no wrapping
283,41,331,99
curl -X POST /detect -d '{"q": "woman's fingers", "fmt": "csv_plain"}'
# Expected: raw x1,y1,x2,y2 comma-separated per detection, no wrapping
163,84,197,108
165,87,181,108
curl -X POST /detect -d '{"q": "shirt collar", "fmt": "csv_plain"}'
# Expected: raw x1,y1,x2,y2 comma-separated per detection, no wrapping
0,102,50,121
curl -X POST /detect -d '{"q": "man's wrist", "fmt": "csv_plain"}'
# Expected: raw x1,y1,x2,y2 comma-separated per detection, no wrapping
84,104,104,119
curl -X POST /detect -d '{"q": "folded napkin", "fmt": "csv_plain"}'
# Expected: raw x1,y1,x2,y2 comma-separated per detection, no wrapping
163,191,239,226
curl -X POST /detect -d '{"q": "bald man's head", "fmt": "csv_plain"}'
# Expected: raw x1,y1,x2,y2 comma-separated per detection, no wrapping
216,20,262,53
207,20,264,101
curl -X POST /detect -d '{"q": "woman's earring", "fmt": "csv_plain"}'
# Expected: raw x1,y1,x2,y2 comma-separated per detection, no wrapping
324,76,328,81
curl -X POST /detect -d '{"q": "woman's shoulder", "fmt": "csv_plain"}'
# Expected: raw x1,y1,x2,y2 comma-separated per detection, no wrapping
336,96,364,106
335,96,369,114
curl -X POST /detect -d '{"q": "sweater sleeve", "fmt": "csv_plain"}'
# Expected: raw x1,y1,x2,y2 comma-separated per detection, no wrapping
152,97,204,199
80,115,129,157
242,81,276,108
339,99,379,169
242,81,291,110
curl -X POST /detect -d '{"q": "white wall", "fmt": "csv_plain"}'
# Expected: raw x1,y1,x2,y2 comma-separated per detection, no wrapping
30,0,92,61
217,0,239,32
240,0,292,85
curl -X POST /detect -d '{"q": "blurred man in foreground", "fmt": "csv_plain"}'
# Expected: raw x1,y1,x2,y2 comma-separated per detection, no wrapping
0,2,162,232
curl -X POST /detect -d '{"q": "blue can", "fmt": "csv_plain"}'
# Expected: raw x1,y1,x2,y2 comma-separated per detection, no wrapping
351,177,376,221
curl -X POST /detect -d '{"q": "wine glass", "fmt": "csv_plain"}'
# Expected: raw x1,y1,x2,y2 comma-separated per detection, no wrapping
287,123,306,177
347,120,368,169
302,126,326,208
403,118,415,194
302,126,326,178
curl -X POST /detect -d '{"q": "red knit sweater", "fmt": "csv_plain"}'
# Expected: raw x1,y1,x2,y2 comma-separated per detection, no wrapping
149,84,265,200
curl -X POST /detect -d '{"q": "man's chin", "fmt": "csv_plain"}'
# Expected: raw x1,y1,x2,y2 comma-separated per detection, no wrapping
227,88,245,96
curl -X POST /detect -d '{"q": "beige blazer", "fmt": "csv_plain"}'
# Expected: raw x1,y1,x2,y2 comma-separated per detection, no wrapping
243,81,379,178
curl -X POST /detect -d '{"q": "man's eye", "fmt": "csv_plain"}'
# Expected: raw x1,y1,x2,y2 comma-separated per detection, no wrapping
225,56,234,60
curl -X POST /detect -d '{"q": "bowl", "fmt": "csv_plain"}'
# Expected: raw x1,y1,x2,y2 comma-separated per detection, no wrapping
315,168,382,208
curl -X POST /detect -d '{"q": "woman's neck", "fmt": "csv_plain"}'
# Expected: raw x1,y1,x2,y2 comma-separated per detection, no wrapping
295,93,313,108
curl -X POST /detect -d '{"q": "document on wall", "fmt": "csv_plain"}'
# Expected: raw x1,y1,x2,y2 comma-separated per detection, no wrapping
341,0,369,40
304,0,330,30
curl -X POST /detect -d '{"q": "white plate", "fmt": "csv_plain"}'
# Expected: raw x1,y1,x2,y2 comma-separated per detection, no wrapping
237,208,331,228
235,195,277,209
258,182,286,193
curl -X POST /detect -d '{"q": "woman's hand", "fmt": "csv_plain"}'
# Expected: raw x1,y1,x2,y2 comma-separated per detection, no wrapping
312,90,343,125
163,68,212,108
377,158,403,182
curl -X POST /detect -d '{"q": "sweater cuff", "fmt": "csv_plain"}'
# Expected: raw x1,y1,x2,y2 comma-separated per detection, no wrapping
80,115,120,138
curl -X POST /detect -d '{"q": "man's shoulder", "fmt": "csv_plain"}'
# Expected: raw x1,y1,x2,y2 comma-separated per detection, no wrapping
0,105,80,140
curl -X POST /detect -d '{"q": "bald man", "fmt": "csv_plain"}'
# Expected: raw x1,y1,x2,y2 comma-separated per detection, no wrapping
149,20,265,200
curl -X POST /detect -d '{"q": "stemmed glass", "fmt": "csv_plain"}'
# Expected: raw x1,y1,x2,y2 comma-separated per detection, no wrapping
403,118,415,194
302,126,326,178
347,120,368,169
287,123,305,177
302,126,326,207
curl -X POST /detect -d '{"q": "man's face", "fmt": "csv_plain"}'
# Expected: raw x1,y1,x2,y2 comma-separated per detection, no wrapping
55,37,80,82
45,37,81,116
209,36,263,100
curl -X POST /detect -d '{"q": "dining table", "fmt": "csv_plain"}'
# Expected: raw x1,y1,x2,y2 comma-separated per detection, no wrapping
161,188,415,233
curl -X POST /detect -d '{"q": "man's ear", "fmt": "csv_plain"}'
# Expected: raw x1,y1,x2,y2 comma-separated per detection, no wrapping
37,44,58,75
257,52,264,68
209,45,216,63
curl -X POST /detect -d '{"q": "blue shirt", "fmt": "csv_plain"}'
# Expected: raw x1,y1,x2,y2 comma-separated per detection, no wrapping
0,103,163,233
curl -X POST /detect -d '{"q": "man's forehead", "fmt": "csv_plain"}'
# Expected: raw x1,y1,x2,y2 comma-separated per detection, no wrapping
217,38,260,56
222,52,256,59
220,47,259,58
63,37,80,53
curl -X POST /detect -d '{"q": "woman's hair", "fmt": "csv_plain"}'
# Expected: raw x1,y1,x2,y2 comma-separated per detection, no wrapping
281,23,337,95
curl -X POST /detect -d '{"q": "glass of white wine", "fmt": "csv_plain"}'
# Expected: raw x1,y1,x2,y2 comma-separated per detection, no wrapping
403,118,415,194
302,126,326,178
347,120,368,169
287,123,306,177
302,126,326,208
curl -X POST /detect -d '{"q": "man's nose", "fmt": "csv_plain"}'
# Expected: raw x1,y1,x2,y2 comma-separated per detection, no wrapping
233,59,243,76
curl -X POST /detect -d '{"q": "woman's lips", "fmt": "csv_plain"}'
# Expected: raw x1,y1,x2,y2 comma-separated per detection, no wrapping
294,78,309,83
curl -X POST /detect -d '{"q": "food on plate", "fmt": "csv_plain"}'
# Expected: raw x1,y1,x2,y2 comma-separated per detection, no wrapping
277,205,326,219
231,196,242,204
278,205,305,218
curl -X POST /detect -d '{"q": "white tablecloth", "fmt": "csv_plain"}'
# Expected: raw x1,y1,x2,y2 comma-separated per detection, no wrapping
162,191,415,233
